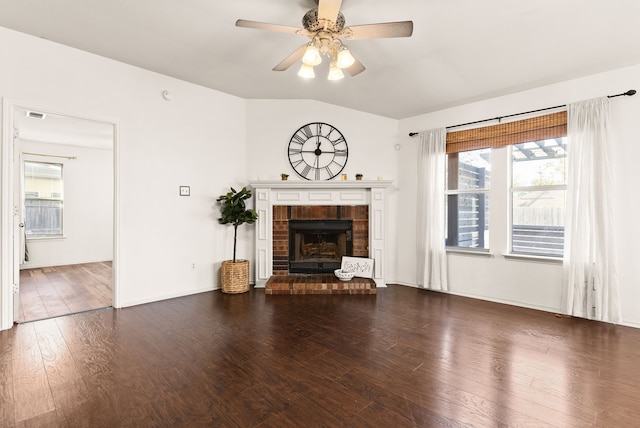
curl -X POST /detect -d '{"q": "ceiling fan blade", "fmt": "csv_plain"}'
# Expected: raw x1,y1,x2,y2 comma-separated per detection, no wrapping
345,55,365,77
317,0,343,23
273,44,308,71
345,21,414,39
236,19,301,35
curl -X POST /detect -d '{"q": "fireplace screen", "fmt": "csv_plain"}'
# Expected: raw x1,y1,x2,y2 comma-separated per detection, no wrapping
289,220,353,273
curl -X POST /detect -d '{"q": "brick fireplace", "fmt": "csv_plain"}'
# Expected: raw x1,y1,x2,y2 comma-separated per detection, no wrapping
272,205,369,276
249,180,392,290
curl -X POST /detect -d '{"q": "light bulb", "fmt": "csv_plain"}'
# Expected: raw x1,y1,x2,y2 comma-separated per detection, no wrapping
336,49,355,68
298,64,315,79
302,45,322,66
327,62,344,81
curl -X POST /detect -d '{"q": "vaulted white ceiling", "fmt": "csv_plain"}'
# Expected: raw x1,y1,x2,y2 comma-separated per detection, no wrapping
1,0,640,119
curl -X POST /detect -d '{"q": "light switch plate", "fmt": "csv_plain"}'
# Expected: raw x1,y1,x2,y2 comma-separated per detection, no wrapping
179,186,190,196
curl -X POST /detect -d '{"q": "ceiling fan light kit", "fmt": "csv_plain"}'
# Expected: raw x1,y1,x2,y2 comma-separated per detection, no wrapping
299,38,353,80
298,63,316,79
327,61,345,81
336,48,355,68
236,0,413,81
302,45,322,66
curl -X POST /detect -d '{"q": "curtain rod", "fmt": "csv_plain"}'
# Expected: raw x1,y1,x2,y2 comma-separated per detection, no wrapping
408,89,636,137
23,152,77,160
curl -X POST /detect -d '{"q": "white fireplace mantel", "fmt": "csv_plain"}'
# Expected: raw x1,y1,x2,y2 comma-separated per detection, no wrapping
249,180,393,288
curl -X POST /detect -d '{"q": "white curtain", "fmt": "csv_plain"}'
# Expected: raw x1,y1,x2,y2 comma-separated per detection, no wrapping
563,97,621,323
417,128,448,291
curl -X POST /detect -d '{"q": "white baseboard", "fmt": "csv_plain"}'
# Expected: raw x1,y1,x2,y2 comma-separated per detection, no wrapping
387,281,561,314
620,320,640,329
387,281,639,329
120,286,217,308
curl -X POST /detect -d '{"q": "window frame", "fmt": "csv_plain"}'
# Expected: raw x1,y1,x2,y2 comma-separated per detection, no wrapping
442,111,568,260
445,149,491,252
23,160,65,239
509,138,567,258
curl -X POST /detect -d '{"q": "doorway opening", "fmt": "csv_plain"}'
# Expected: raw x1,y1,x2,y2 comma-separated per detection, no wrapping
9,105,117,324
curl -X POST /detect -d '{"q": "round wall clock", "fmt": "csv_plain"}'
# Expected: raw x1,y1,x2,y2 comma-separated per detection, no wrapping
287,122,349,180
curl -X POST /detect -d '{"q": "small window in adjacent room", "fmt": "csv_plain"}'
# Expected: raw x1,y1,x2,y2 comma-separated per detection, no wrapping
24,161,64,238
511,137,567,257
446,148,491,250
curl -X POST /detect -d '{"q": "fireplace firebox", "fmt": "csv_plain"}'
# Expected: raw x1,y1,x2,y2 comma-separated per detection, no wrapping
288,220,352,273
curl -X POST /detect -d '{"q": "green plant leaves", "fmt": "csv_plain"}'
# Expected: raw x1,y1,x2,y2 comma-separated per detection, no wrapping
217,186,258,227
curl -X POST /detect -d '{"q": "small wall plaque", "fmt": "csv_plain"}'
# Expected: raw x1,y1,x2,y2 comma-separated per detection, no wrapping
179,186,190,196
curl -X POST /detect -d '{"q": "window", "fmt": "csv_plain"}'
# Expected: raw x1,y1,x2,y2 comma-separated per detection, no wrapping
446,148,491,250
24,161,64,237
511,138,567,257
442,110,567,258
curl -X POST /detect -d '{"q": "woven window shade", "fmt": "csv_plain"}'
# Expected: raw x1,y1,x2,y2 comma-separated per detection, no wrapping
446,111,567,154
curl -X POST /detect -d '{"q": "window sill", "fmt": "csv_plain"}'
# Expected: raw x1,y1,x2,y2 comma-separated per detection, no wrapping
503,253,563,264
446,248,493,258
26,236,67,242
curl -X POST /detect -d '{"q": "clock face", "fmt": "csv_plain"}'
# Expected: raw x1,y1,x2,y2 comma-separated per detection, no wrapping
287,122,348,180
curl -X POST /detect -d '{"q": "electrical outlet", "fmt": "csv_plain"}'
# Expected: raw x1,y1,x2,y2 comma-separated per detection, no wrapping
191,263,196,270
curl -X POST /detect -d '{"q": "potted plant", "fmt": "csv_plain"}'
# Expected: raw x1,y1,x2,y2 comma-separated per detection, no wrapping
216,186,258,293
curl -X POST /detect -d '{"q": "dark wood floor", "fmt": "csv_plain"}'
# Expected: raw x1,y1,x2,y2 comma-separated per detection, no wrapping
18,262,112,323
2,285,639,427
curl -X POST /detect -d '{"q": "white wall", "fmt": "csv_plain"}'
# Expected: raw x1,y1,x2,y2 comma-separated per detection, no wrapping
0,26,247,315
397,64,640,327
245,99,400,182
20,141,113,268
244,99,401,280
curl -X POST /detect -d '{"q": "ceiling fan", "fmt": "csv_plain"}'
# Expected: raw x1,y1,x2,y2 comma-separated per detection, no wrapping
236,0,413,80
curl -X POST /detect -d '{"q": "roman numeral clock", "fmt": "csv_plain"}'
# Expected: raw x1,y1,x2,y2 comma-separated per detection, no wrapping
288,122,348,180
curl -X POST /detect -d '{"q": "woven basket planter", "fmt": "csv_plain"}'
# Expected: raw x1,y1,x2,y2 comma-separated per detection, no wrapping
220,260,250,294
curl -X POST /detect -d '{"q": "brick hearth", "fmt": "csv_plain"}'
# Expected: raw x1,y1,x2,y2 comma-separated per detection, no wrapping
265,274,376,295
